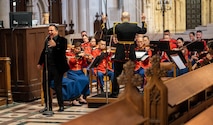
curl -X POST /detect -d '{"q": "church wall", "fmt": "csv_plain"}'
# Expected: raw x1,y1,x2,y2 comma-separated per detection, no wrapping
201,0,213,25
150,0,186,34
174,0,186,33
0,0,212,33
0,0,10,28
211,0,213,23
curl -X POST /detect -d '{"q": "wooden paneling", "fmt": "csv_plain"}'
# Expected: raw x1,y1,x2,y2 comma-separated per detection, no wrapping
0,57,13,105
0,25,65,101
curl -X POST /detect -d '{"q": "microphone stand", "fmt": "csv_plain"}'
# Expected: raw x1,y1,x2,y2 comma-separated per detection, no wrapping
104,35,113,104
43,37,54,116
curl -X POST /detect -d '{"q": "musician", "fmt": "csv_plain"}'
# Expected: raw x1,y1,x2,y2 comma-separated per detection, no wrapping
81,30,87,38
196,30,207,50
84,37,97,59
134,37,152,87
189,31,207,66
173,37,189,62
189,32,196,42
192,40,213,70
102,11,147,98
170,37,189,76
91,40,114,93
143,35,151,52
81,35,91,51
160,29,177,50
66,41,90,105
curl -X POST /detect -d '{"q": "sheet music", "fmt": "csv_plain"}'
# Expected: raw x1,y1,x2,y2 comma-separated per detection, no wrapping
135,51,149,61
135,51,147,58
141,55,149,61
170,54,186,69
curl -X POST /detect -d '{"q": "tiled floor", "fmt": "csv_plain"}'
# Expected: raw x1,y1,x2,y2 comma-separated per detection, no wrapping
0,91,100,125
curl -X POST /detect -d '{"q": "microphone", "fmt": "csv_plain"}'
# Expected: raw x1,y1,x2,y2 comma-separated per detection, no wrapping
45,34,50,40
45,35,50,53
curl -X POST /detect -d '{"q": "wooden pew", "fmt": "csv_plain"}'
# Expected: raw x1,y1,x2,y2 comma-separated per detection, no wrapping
63,98,148,125
144,55,213,125
184,105,213,125
63,56,213,125
164,63,213,125
63,61,148,125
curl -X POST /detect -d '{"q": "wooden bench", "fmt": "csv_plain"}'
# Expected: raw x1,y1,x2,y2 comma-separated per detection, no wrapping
164,63,213,125
63,61,148,125
184,105,213,125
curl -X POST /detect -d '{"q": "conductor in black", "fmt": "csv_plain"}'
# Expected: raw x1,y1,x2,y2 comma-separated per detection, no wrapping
37,24,69,112
102,11,147,98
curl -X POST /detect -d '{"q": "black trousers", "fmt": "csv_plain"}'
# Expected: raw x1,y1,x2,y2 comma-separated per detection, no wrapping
43,65,64,108
111,61,125,96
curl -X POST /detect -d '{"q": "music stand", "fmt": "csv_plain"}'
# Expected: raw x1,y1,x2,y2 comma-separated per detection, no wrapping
158,41,170,51
150,41,170,55
150,41,170,51
87,53,106,69
185,41,204,52
166,50,187,70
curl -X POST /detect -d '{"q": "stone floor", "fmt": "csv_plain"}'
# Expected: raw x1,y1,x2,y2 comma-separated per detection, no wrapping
0,88,101,125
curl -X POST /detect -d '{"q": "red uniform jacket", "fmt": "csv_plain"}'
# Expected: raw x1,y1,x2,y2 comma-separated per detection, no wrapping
134,48,152,71
91,48,114,74
160,38,177,62
81,42,91,51
66,52,88,71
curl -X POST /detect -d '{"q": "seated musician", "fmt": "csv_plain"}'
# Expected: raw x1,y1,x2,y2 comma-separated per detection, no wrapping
143,35,151,52
66,41,90,105
160,29,177,50
134,36,152,87
169,37,189,76
91,40,114,93
192,40,213,70
173,37,189,62
189,31,208,68
83,37,97,61
196,30,207,50
81,35,91,51
160,30,177,62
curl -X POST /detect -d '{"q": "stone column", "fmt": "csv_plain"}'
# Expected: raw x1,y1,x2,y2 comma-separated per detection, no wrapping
0,0,10,28
211,0,213,23
62,0,68,26
43,12,49,24
78,0,87,32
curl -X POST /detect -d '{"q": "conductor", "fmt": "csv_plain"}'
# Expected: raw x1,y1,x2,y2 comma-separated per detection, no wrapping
102,11,147,98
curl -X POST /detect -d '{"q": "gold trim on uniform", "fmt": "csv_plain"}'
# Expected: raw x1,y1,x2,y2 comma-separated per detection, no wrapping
118,41,134,45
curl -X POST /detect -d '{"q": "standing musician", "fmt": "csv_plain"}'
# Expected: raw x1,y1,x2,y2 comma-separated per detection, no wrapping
102,11,147,98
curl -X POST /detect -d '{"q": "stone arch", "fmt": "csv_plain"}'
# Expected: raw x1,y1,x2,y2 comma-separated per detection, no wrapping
33,0,49,24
